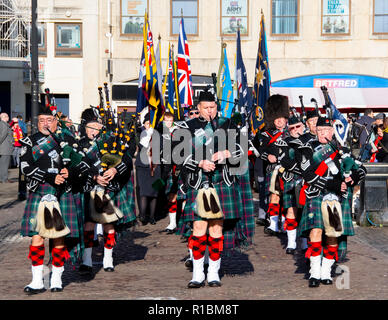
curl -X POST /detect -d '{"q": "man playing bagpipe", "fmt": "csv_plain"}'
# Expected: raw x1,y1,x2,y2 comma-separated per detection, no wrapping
251,94,290,235
299,109,319,145
277,113,306,254
175,89,248,288
297,116,366,288
20,102,86,294
78,92,138,274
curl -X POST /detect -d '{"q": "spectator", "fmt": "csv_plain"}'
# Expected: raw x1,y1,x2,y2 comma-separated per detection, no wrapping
0,113,15,183
356,108,374,148
17,114,27,136
376,117,388,163
10,117,23,167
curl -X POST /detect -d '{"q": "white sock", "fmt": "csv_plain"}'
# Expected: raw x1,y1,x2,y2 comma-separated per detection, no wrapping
50,266,64,289
191,257,205,283
103,247,114,269
26,265,44,289
82,247,93,267
166,212,177,230
96,224,103,237
309,255,322,280
286,229,297,249
268,215,279,232
321,257,335,280
207,258,221,283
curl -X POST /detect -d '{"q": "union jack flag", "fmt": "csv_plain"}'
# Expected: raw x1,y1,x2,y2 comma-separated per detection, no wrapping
177,18,193,108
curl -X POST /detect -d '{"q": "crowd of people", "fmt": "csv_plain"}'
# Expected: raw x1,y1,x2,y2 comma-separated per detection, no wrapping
15,86,385,295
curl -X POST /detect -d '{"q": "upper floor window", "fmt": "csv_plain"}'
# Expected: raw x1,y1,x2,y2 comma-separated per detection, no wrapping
271,0,299,35
321,0,350,35
221,0,249,36
121,0,148,35
373,0,388,34
171,0,198,35
37,23,47,57
55,23,82,57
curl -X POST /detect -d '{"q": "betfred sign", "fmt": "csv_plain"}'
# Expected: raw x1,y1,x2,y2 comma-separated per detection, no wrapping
313,78,358,88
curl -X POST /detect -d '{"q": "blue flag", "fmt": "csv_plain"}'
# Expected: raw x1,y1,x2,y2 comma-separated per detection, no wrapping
220,47,234,118
235,28,252,122
328,95,349,147
251,13,271,135
136,47,147,114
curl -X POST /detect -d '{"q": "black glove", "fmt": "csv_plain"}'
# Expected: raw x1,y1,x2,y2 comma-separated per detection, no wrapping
326,174,343,194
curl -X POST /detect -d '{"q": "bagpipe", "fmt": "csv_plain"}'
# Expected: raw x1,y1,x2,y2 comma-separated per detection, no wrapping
88,83,138,224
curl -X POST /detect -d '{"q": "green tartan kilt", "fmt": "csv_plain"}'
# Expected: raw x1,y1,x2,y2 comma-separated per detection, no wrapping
110,174,137,227
21,183,84,239
297,190,355,238
282,180,297,209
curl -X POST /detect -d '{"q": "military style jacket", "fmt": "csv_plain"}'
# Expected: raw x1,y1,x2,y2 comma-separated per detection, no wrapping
176,116,244,191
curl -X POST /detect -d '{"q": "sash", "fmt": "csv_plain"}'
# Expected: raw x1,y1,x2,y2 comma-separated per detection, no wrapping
299,149,339,205
31,135,58,162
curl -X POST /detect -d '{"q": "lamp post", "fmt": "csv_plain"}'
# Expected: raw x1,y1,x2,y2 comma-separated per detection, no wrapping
30,0,39,134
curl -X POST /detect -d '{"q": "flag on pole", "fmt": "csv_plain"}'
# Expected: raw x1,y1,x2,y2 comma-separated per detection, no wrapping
235,28,252,120
251,12,271,135
327,95,350,147
219,46,234,118
216,43,226,102
136,46,147,114
163,43,175,114
177,18,193,108
143,13,163,128
155,35,163,97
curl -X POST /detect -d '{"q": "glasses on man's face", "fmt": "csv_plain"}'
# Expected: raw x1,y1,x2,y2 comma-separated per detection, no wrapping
38,118,55,124
189,111,199,116
289,124,302,130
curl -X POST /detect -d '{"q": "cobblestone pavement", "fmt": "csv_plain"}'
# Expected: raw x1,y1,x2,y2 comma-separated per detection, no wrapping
0,169,388,300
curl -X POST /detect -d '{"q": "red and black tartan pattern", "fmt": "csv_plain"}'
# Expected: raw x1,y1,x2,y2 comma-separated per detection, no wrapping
323,245,339,261
188,235,208,260
28,245,45,266
268,203,280,217
284,218,298,231
208,235,224,261
84,230,95,248
305,241,322,259
51,247,70,267
104,232,116,249
168,201,177,214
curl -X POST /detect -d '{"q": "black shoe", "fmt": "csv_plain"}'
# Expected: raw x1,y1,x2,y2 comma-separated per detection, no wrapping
150,219,156,225
321,279,333,285
256,218,267,226
309,278,320,288
50,287,63,292
264,227,278,236
104,267,115,272
79,264,93,275
184,258,193,270
24,286,46,295
187,280,205,288
286,248,296,255
166,228,176,234
208,281,222,287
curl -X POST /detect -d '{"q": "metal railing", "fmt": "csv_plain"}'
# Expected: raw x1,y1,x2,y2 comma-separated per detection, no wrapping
0,0,30,59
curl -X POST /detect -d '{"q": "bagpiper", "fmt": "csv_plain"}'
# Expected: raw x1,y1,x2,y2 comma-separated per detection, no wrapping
175,90,252,288
20,100,85,294
297,116,366,287
252,94,290,235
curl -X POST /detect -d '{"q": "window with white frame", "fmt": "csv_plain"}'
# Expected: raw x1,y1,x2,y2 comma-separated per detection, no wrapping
374,0,388,34
271,0,299,35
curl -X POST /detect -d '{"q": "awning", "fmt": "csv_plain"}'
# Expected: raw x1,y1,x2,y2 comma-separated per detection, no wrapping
271,74,388,112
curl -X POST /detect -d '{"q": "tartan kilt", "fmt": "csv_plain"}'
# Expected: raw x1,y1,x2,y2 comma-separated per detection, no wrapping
297,190,355,238
110,173,137,227
282,177,303,209
21,184,83,239
225,166,255,250
180,178,243,224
